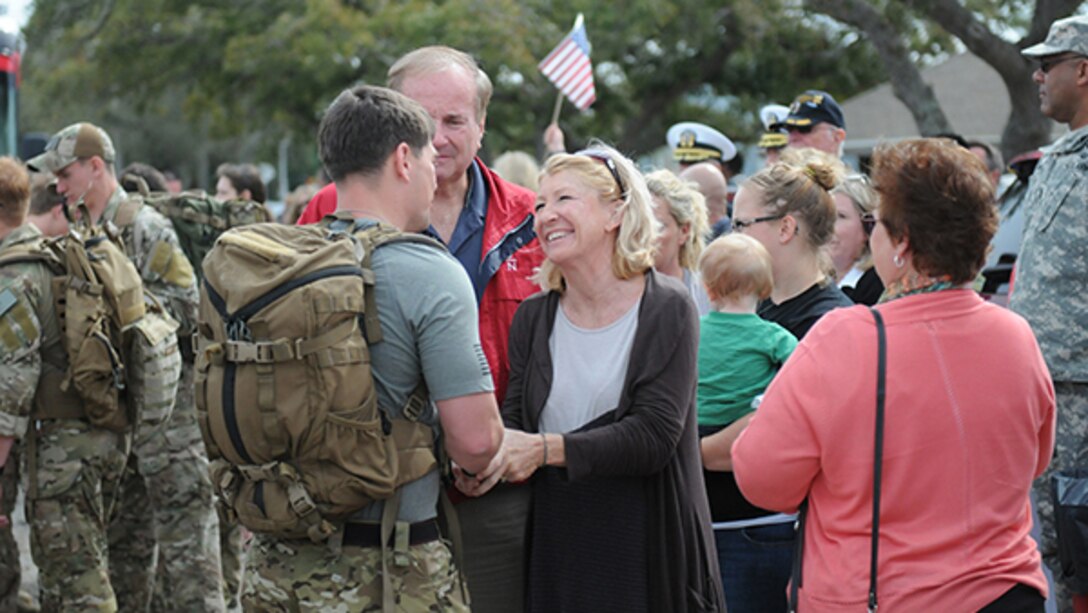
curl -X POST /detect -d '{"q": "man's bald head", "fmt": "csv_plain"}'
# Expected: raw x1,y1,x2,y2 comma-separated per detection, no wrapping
680,162,729,224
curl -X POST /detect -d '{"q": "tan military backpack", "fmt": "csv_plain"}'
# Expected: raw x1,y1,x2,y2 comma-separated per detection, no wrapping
0,204,180,432
195,221,440,542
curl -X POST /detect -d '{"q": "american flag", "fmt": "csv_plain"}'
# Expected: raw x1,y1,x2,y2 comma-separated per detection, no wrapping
538,14,596,111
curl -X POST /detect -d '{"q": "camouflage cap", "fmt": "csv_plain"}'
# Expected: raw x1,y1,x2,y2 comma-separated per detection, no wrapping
26,123,115,174
1022,15,1088,58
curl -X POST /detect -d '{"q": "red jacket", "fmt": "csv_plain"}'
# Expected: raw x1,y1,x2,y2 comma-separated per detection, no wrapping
297,159,543,403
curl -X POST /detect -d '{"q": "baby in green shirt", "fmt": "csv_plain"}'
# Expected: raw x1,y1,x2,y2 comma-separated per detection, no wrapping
696,233,797,429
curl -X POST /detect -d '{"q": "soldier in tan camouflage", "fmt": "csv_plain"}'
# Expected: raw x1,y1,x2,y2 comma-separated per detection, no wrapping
0,155,130,611
236,85,504,612
28,123,225,612
1016,15,1088,613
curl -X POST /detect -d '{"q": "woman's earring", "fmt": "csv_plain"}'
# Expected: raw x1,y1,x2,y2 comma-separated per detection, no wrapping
893,254,904,268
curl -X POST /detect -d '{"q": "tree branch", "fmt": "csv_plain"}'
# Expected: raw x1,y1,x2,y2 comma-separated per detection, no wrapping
902,0,1062,158
806,0,953,135
1026,0,1083,46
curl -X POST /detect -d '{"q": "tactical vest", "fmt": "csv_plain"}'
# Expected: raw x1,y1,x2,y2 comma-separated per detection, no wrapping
0,216,180,432
195,221,442,542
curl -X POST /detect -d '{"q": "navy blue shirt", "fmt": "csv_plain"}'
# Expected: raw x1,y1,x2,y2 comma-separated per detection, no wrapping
426,160,489,303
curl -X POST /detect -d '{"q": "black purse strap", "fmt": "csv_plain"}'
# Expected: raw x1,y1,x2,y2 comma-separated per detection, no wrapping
789,308,886,613
869,307,886,612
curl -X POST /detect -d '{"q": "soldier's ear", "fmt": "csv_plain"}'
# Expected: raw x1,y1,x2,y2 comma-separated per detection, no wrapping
391,142,412,182
1077,59,1088,86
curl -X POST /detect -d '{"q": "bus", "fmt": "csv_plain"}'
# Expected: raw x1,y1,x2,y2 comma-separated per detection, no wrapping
0,16,19,158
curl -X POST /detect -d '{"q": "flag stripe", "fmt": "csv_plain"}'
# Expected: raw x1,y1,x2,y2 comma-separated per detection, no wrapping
539,18,597,111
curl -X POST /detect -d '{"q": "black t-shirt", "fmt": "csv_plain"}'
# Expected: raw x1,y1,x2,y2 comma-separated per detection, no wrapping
705,281,853,524
842,267,884,307
758,281,855,340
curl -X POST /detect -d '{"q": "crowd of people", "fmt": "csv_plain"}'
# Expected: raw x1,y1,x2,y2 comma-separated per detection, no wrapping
0,12,1085,613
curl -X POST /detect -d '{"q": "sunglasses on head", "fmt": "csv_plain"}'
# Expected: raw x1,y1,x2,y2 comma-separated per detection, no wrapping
577,149,627,198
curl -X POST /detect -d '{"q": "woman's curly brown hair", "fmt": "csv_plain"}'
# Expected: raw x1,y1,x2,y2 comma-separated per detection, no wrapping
871,138,998,284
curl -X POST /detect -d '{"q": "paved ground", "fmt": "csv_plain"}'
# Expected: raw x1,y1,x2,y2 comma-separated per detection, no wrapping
10,488,1058,612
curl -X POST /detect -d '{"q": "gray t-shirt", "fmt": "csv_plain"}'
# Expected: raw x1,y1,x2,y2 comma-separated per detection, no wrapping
539,302,639,434
354,237,494,522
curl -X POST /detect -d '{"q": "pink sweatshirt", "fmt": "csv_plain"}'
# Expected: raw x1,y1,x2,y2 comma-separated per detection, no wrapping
733,290,1055,611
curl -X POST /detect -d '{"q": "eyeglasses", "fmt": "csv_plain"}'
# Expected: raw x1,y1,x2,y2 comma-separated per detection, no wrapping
1038,54,1086,74
861,213,877,235
577,149,627,198
733,213,785,231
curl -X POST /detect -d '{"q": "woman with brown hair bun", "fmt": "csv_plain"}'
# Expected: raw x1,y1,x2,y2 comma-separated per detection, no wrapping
733,138,1055,611
699,155,852,613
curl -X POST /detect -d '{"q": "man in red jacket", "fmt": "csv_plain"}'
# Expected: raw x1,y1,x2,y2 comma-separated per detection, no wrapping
297,46,541,613
298,47,541,407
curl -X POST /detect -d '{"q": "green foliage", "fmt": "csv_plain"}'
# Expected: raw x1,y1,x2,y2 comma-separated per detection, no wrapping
21,0,889,185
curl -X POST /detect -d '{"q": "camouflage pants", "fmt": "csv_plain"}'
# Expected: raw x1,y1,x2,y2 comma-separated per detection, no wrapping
109,367,225,613
28,419,128,612
242,534,468,612
220,515,246,608
0,444,19,612
1033,381,1088,613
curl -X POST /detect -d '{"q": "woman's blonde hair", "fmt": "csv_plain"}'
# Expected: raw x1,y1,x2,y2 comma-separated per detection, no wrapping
831,173,877,266
535,143,658,292
744,148,843,254
645,169,709,272
492,151,540,192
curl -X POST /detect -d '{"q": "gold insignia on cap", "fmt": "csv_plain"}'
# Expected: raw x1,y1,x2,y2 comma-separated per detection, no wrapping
679,130,697,149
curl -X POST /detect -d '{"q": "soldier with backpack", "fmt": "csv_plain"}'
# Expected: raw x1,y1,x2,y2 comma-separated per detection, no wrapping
201,84,503,611
0,154,134,610
28,123,225,612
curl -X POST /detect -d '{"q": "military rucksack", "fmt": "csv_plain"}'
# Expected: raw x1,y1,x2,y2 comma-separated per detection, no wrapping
195,220,441,542
120,175,273,281
0,205,181,432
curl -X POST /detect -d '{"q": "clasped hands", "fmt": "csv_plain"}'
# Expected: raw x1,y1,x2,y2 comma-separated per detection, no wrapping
454,428,546,497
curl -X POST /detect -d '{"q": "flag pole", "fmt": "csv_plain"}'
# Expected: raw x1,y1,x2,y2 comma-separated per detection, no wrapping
550,91,564,125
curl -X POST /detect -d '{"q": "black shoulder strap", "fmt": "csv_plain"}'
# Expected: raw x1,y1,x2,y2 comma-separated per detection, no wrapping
789,308,887,613
868,307,887,613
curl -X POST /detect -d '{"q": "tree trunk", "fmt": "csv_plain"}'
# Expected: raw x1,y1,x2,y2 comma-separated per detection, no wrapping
902,0,1073,159
806,0,954,136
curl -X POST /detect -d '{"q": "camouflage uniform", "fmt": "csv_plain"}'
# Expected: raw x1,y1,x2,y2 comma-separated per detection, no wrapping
1009,123,1088,610
242,536,466,612
97,186,226,613
0,223,129,612
0,440,19,612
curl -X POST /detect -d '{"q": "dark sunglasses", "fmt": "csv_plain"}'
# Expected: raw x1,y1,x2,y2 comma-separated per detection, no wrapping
733,213,785,231
577,149,627,198
1038,54,1086,74
861,213,877,235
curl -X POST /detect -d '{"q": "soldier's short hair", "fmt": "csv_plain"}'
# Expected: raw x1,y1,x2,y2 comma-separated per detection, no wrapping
216,163,266,203
387,46,493,121
0,157,30,226
318,85,435,183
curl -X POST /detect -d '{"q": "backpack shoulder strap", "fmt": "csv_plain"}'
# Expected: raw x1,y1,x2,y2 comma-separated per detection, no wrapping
114,195,145,229
0,237,64,275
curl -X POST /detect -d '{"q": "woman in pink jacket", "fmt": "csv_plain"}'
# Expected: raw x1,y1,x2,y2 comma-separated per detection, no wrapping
732,138,1056,612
